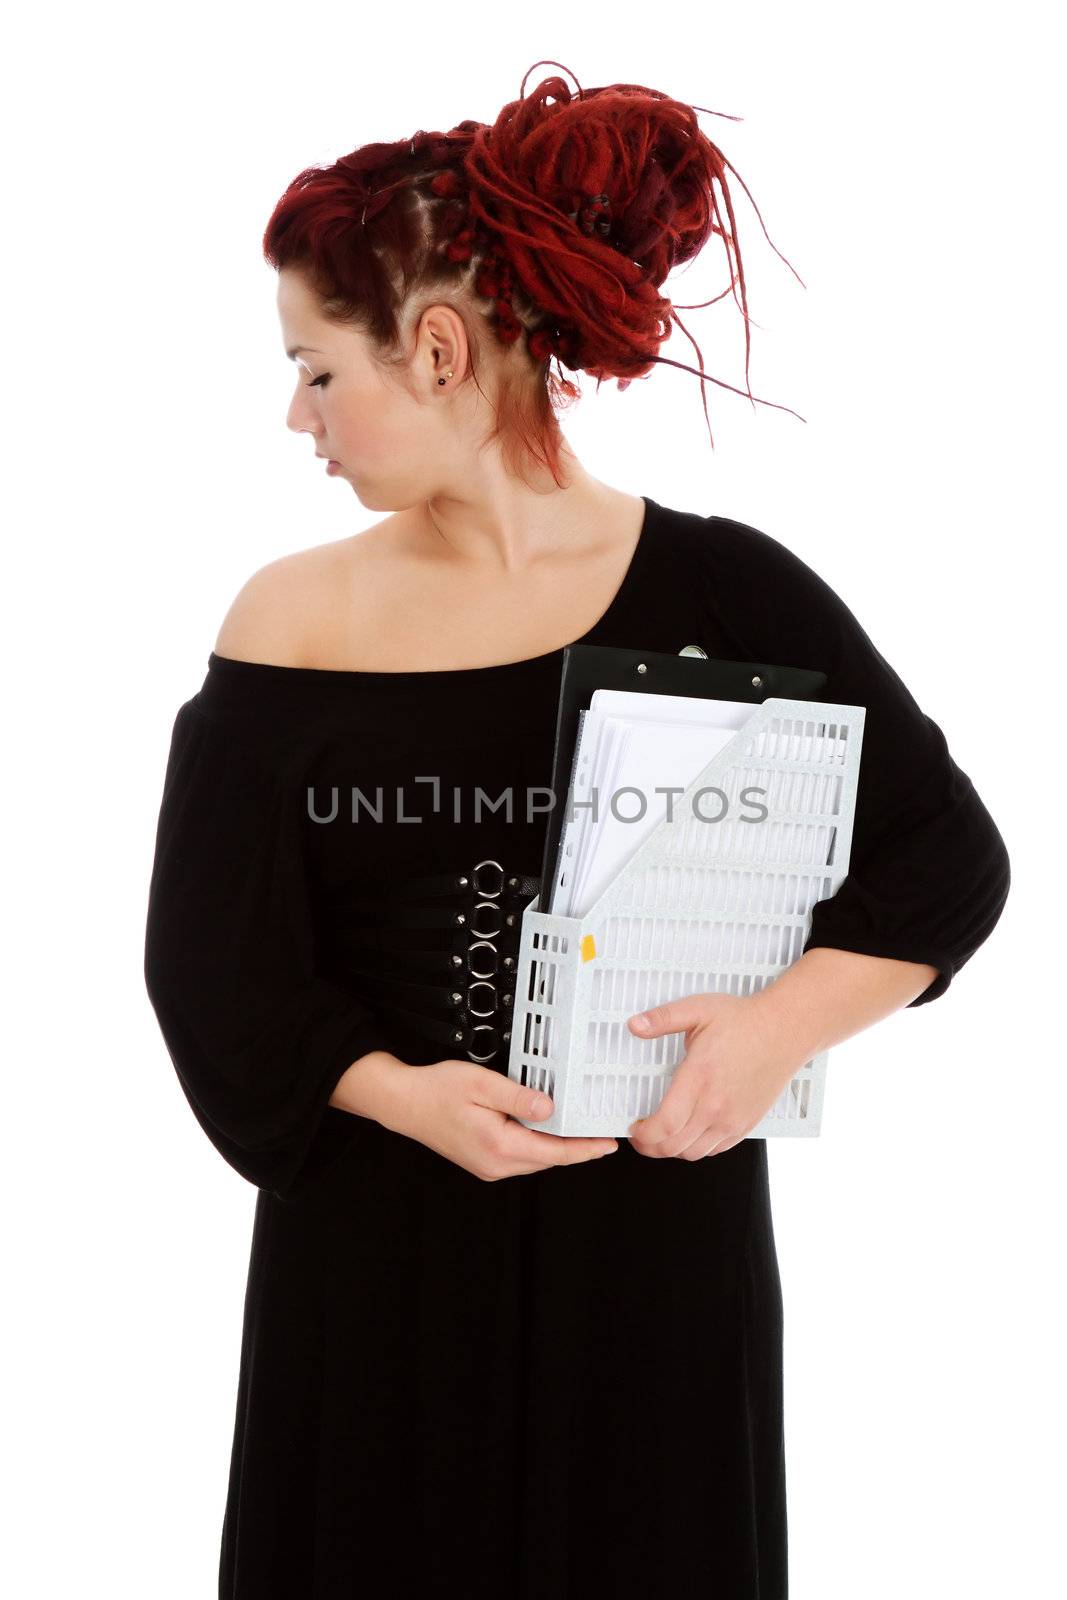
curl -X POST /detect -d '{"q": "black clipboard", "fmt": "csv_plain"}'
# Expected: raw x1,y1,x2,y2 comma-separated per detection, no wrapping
539,643,829,912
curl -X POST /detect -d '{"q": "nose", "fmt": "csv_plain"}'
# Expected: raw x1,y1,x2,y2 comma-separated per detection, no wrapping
286,384,322,438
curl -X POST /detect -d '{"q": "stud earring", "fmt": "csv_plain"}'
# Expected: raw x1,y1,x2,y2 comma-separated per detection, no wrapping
437,369,454,386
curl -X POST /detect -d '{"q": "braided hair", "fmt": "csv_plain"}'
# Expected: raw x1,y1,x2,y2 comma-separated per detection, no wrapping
262,60,804,485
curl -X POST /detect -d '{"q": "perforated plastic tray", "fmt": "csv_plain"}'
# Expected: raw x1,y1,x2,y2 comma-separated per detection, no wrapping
506,697,866,1138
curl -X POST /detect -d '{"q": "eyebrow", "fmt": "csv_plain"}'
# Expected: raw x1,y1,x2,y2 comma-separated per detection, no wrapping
286,344,323,360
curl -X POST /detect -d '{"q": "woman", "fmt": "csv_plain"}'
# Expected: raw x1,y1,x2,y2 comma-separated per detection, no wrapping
144,67,1010,1598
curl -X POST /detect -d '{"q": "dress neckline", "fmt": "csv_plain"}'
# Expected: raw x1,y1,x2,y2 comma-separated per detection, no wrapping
207,494,660,684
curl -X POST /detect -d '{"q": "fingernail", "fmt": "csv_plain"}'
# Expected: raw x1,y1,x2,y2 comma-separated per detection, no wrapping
630,1012,651,1032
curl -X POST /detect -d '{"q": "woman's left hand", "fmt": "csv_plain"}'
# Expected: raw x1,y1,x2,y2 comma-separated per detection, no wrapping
625,992,808,1159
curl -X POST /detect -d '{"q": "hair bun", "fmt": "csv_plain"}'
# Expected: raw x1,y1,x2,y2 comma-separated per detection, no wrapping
455,70,736,382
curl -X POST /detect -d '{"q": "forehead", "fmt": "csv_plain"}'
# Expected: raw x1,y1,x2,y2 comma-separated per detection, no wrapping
277,269,329,354
276,269,373,366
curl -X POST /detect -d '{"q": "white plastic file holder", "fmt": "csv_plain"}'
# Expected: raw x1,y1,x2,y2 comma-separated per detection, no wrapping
506,697,866,1139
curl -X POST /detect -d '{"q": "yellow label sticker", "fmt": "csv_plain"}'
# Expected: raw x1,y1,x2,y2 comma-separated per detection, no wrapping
580,933,597,963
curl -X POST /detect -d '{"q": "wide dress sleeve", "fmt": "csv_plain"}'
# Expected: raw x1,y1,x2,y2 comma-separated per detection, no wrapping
143,675,395,1200
699,517,1011,1006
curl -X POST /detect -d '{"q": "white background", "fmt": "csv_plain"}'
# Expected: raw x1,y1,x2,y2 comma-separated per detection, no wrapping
4,3,1059,1595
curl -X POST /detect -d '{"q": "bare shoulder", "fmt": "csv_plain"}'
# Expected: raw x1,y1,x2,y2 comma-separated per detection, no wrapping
212,515,402,667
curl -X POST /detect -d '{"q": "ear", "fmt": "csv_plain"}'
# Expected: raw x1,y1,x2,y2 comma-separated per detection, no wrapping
416,302,468,388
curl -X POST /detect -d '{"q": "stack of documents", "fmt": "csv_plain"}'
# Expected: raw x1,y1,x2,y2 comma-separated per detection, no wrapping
551,691,752,916
551,688,844,919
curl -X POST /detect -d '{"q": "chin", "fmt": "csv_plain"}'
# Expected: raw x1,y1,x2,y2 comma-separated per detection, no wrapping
358,488,409,513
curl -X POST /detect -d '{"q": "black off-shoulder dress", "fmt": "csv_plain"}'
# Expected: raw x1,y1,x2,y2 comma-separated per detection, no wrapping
143,495,1010,1599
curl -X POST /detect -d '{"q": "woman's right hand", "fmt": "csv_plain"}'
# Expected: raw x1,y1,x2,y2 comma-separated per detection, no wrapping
379,1058,620,1181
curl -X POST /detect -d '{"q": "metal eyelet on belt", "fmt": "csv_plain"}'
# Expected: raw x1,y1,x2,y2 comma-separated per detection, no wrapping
467,1023,501,1064
470,901,504,939
472,859,505,897
467,939,499,979
467,979,498,1018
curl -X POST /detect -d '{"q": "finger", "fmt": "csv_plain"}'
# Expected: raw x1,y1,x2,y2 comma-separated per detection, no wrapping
627,998,710,1039
515,1132,619,1164
706,1135,745,1157
633,1107,727,1160
675,1124,748,1160
492,1082,616,1162
489,1077,557,1123
682,1129,729,1160
627,1088,697,1149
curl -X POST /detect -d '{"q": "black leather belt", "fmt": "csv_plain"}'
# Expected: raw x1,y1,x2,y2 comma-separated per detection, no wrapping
329,857,541,1065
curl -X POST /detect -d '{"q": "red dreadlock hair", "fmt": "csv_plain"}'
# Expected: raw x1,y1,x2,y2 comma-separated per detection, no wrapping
262,60,805,488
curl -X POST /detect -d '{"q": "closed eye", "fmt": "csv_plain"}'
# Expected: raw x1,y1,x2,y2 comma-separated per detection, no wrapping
307,374,331,389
